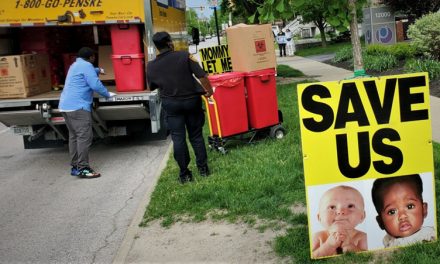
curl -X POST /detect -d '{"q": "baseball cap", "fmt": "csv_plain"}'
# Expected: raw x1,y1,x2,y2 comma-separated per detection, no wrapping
152,32,172,49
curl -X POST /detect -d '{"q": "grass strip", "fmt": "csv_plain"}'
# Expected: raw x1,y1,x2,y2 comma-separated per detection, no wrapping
141,78,440,263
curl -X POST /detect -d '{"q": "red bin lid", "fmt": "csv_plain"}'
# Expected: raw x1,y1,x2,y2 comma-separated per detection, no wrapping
243,68,276,77
208,71,244,82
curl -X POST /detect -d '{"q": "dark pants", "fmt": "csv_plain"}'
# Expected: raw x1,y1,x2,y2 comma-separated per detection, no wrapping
162,96,208,176
279,43,286,57
62,110,93,170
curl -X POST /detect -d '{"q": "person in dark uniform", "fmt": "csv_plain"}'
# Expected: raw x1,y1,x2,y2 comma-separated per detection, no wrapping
146,31,214,184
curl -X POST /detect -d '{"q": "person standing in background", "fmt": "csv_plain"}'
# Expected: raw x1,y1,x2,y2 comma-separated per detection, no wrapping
285,28,296,56
276,30,287,57
59,47,115,179
146,31,214,184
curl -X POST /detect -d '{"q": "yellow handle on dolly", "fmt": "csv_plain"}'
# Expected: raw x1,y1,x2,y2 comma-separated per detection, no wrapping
202,95,223,138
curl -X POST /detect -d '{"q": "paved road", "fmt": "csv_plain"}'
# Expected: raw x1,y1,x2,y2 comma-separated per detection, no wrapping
0,123,170,263
189,36,219,59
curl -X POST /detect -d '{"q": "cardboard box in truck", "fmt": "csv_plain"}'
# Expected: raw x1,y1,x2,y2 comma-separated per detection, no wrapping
98,46,115,81
0,54,51,99
226,24,276,72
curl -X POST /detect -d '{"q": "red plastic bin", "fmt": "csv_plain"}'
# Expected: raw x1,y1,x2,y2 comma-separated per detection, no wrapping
206,72,248,137
112,54,145,92
244,68,279,129
62,53,77,77
110,24,142,54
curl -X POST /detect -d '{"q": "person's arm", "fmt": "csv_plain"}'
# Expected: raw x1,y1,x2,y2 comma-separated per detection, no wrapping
94,67,100,75
188,53,213,97
199,76,213,97
146,65,158,91
95,67,105,75
84,64,110,98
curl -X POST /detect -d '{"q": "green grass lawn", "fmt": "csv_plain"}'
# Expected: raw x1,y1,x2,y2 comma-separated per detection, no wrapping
295,41,353,57
141,78,440,263
277,64,305,77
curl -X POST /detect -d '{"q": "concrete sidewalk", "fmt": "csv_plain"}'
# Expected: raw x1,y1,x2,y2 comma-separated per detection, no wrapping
113,55,440,263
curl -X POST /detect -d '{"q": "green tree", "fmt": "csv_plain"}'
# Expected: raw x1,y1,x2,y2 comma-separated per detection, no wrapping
186,9,200,33
220,0,265,23
186,8,212,39
295,2,329,47
383,0,440,18
251,0,366,72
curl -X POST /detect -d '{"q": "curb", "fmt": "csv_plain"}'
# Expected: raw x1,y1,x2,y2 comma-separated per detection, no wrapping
112,141,173,264
430,95,440,143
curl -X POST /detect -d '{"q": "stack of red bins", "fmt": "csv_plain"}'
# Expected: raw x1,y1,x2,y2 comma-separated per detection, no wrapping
110,24,145,92
243,68,279,129
205,68,279,138
62,53,77,78
20,27,69,87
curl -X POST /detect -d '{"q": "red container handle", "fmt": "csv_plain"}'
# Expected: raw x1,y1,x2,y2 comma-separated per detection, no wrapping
118,24,130,30
259,74,270,82
121,56,132,65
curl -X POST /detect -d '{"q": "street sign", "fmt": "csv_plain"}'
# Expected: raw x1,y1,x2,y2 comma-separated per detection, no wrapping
208,0,218,7
362,6,396,45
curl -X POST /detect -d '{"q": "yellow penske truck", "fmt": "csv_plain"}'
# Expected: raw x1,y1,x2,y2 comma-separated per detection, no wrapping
0,0,187,148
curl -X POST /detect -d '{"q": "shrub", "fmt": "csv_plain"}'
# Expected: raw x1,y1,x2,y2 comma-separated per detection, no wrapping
365,43,417,60
388,42,418,60
404,58,440,80
407,12,440,59
363,53,398,72
364,44,389,56
332,46,353,63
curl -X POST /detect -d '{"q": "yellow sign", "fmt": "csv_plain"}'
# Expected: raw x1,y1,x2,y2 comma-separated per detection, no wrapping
198,45,232,75
297,73,437,258
0,0,144,24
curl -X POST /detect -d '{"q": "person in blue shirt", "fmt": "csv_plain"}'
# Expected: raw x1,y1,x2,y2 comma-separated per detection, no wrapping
59,47,115,179
276,31,287,57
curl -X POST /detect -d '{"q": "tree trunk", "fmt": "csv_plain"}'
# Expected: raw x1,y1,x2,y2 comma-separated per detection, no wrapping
317,24,327,47
348,0,364,72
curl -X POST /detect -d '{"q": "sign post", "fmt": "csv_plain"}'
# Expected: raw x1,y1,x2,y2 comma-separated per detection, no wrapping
208,0,221,46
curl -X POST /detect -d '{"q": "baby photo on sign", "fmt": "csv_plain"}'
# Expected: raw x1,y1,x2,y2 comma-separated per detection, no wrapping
369,173,436,249
309,183,369,258
307,173,437,259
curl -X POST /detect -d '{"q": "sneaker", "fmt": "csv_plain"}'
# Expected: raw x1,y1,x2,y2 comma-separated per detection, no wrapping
198,165,210,177
78,167,101,179
179,170,193,184
70,166,79,176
